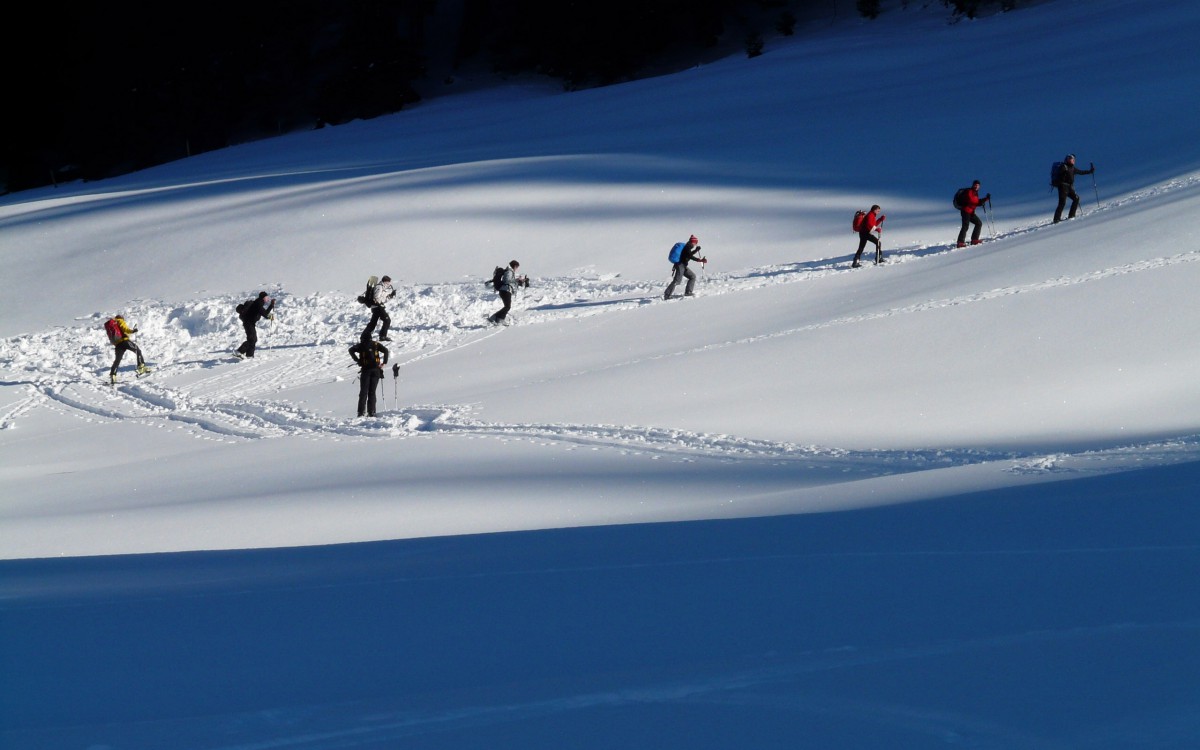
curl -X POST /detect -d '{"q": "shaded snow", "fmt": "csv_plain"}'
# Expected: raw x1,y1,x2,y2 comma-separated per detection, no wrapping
2,0,1199,747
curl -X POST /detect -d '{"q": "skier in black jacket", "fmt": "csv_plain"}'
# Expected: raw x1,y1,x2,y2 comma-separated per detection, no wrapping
1053,154,1095,223
349,332,390,417
235,291,275,359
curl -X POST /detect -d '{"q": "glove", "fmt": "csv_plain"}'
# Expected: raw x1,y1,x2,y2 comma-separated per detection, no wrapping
269,313,275,321
879,215,886,222
700,257,708,264
985,193,991,202
1090,162,1095,170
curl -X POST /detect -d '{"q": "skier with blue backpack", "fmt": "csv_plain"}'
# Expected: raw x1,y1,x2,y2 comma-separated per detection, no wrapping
664,235,707,299
1051,154,1094,223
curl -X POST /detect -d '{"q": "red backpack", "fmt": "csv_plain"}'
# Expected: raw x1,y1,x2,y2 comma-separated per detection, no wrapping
852,210,866,232
104,318,124,344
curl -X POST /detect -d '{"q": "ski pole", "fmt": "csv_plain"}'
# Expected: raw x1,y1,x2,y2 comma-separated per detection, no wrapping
392,363,399,405
379,367,386,412
1091,165,1100,212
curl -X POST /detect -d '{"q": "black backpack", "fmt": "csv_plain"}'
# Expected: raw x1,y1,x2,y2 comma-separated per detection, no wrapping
952,187,970,209
491,266,505,291
357,279,376,306
1050,161,1065,188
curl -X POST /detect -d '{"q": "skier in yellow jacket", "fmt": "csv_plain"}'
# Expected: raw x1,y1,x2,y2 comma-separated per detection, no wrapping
105,315,148,383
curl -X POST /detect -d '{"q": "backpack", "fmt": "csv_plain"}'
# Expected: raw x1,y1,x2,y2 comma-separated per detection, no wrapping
235,301,246,315
953,187,970,209
491,266,506,291
667,242,686,264
1050,161,1064,188
852,210,866,232
361,341,382,368
357,277,377,306
103,318,123,345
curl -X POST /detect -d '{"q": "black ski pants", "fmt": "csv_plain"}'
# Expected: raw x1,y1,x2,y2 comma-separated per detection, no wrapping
492,291,513,322
364,305,391,339
853,231,881,265
237,319,258,357
1054,183,1081,223
358,367,382,416
664,263,696,298
957,209,982,245
110,340,144,376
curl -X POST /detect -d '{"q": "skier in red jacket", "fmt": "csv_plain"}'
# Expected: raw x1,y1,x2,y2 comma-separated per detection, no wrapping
956,180,990,247
852,205,885,267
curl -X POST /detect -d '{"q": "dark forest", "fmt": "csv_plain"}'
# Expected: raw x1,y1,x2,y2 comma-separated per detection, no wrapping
3,0,1009,194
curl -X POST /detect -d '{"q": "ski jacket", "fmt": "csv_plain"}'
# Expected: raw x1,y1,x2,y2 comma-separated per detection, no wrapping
675,242,706,267
372,281,394,306
349,340,389,370
241,296,275,324
861,210,885,234
960,188,986,215
112,316,135,344
1058,162,1094,187
498,267,518,294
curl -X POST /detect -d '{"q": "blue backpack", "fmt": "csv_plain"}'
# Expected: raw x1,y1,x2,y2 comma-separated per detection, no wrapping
667,242,686,263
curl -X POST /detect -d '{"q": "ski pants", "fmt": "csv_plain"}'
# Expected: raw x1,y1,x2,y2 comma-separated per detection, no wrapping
854,231,881,264
110,340,144,376
357,367,382,416
237,319,258,357
493,291,513,322
364,305,391,339
664,263,696,298
1054,183,1081,223
957,209,982,245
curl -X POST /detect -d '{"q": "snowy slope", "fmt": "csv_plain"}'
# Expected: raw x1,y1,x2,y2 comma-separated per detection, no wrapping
2,0,1199,747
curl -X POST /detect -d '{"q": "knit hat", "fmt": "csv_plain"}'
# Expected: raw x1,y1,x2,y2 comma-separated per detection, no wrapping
380,275,391,283
689,235,699,245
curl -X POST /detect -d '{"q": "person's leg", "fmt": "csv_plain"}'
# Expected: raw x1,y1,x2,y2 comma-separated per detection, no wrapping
1054,185,1069,223
357,371,369,416
853,234,869,265
366,370,380,416
970,214,983,243
245,322,258,357
378,310,392,340
869,234,882,263
495,291,513,321
664,264,683,298
1067,188,1081,219
110,343,126,377
957,211,970,246
683,267,698,296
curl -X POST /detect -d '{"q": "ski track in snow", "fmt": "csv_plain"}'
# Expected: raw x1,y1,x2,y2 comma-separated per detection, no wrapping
3,181,1199,475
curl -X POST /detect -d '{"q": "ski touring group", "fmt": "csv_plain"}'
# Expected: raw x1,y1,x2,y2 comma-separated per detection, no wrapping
103,154,1097,413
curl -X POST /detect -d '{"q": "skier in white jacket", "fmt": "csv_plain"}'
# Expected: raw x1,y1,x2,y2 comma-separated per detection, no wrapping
363,275,395,341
